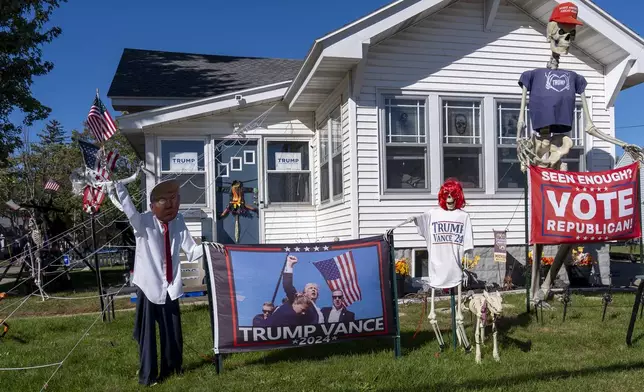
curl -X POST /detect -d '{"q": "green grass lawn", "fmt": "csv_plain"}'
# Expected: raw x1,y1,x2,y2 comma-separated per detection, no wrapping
3,292,644,391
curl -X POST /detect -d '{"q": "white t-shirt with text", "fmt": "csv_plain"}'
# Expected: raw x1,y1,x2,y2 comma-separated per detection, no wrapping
414,208,474,289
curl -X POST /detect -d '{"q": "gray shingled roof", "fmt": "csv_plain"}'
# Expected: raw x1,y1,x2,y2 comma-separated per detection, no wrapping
107,48,303,99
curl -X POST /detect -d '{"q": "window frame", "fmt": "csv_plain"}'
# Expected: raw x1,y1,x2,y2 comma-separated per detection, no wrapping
157,136,208,208
379,94,430,194
494,98,586,192
263,137,313,206
318,106,344,205
440,97,485,191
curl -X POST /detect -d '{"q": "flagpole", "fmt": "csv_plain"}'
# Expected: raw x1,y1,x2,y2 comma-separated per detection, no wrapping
270,252,290,306
90,207,106,321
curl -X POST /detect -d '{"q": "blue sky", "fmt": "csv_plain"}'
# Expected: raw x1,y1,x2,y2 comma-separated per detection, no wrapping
19,0,644,151
230,246,384,326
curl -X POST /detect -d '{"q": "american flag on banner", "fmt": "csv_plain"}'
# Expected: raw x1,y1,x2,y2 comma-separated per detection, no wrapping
78,139,119,213
44,179,60,192
86,93,117,143
312,251,362,307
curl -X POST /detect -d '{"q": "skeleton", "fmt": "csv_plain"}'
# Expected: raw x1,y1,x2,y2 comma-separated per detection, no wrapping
390,180,472,352
465,289,503,363
516,11,644,306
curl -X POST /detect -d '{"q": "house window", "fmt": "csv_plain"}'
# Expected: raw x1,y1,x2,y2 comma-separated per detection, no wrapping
383,97,427,190
496,102,585,189
266,141,311,203
319,107,343,204
331,109,343,199
160,139,206,205
319,121,330,203
443,100,483,189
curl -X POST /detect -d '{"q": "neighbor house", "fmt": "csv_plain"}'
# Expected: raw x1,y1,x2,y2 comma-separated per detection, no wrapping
108,0,644,288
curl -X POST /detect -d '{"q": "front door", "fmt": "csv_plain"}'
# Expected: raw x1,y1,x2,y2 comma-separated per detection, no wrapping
214,140,260,244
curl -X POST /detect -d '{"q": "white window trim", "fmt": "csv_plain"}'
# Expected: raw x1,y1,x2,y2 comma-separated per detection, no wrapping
318,106,344,205
157,136,209,208
493,98,587,192
378,93,430,195
439,96,485,192
375,90,595,200
263,136,313,207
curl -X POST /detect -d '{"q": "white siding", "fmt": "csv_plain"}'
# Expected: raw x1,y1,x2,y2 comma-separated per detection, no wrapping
150,103,314,137
356,0,614,248
150,102,318,244
315,76,354,242
263,208,317,243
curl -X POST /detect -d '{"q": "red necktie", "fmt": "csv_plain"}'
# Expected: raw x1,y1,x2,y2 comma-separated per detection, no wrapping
162,222,172,283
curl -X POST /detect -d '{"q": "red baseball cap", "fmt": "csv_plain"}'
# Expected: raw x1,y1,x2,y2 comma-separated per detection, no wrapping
550,2,583,25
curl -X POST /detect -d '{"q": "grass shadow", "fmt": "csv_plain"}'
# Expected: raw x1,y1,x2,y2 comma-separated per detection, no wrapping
376,361,644,391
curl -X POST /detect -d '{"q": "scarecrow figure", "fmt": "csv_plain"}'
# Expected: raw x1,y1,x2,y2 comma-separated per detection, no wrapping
219,180,258,243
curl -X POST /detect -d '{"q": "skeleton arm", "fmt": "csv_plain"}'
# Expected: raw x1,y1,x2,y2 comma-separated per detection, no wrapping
516,86,528,141
581,93,644,162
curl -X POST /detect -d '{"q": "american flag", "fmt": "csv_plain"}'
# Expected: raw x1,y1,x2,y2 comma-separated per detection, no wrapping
78,139,119,213
86,93,117,143
44,179,60,192
312,251,362,307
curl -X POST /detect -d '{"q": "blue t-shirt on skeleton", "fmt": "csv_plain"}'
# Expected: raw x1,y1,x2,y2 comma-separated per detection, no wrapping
518,68,587,133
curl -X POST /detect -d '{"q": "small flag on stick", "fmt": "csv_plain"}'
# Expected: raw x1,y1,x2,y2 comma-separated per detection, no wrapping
86,92,117,144
44,179,60,192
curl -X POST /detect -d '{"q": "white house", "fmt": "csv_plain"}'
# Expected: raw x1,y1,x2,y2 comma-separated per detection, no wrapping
109,0,644,287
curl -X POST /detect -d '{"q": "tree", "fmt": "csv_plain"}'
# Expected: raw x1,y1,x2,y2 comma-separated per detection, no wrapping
0,0,67,167
37,119,66,146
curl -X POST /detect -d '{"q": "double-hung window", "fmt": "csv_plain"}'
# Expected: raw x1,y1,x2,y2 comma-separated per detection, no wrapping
442,100,483,189
319,107,343,204
159,139,206,205
496,101,585,190
383,97,428,191
266,141,311,204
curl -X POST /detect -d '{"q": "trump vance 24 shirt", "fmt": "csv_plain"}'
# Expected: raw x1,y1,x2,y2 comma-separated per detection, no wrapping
414,208,474,289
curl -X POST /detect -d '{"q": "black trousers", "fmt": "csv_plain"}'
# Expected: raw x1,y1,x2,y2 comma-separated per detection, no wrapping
133,288,183,385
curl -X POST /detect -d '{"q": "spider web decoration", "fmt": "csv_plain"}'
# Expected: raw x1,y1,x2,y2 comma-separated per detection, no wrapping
212,103,277,243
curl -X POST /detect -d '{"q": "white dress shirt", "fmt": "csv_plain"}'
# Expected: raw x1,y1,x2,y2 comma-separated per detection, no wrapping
327,307,342,323
115,182,203,305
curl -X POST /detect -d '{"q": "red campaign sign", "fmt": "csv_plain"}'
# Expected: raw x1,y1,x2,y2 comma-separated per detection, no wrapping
530,162,642,245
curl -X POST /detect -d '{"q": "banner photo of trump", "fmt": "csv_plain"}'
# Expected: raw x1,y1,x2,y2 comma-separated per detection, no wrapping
204,236,396,354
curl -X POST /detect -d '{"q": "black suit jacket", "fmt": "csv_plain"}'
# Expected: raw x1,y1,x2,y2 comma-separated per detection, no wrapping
282,272,318,324
321,307,355,323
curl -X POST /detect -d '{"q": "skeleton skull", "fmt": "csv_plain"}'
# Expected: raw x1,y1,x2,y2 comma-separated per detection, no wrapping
446,194,455,210
547,21,577,55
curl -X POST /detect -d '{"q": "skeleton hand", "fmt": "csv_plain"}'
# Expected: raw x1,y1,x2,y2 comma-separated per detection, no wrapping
624,144,644,163
516,138,538,172
208,242,225,253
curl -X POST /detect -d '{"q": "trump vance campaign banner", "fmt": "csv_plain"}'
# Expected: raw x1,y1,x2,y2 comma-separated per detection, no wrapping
529,162,642,245
204,236,396,354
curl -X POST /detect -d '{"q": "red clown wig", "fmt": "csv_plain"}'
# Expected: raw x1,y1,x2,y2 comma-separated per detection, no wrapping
438,178,466,210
